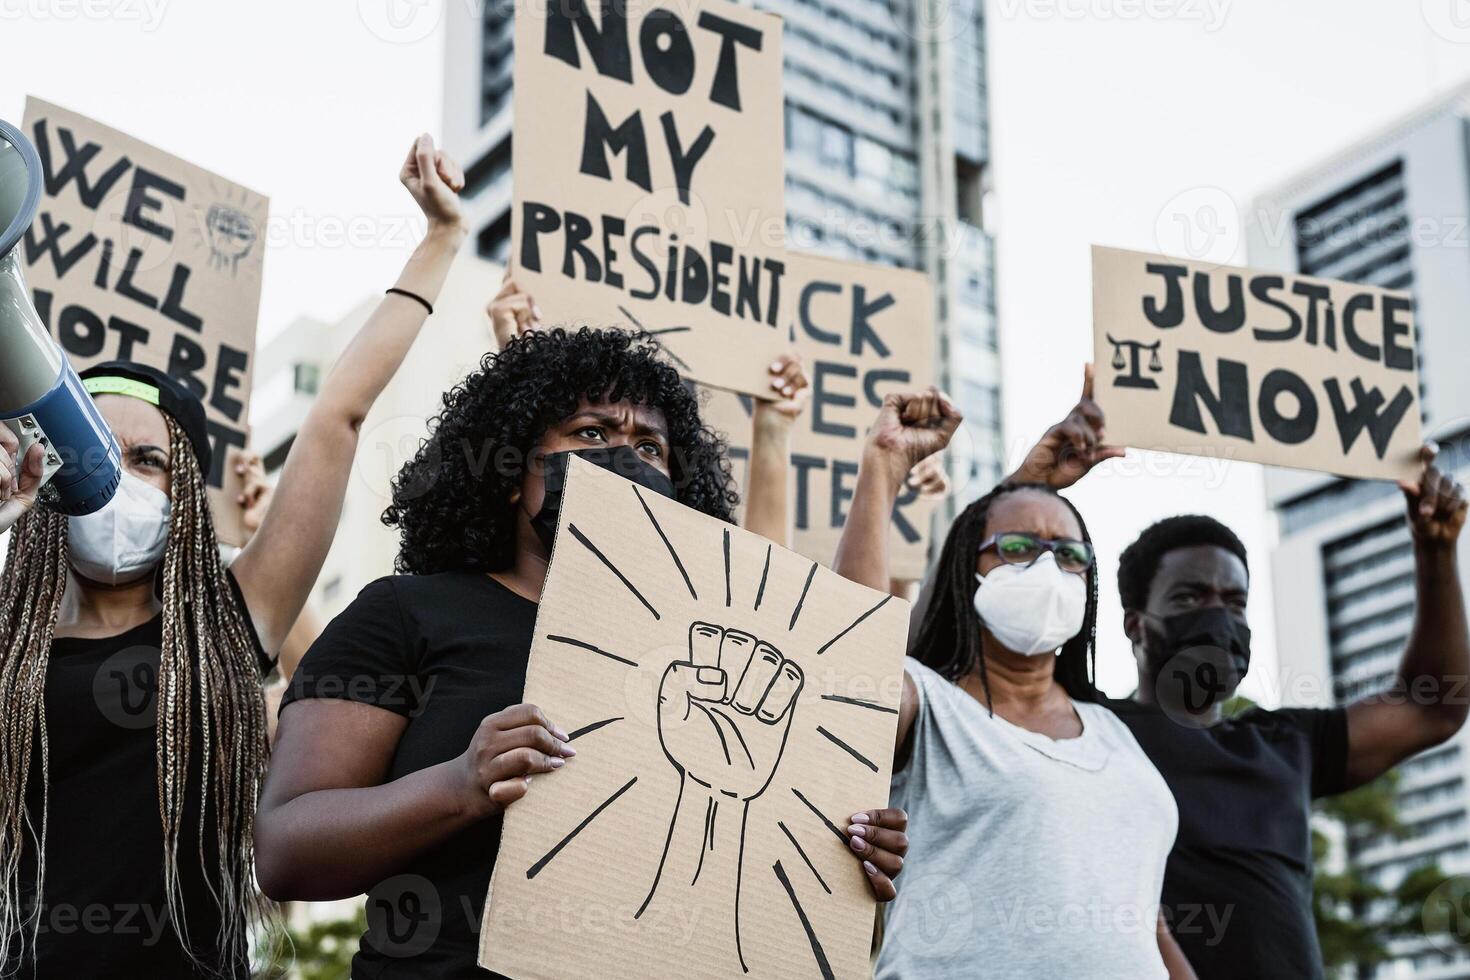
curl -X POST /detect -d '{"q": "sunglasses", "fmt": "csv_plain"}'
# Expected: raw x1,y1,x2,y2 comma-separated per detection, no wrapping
979,531,1095,575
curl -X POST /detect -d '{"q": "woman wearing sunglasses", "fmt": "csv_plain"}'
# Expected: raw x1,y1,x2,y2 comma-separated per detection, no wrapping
831,389,1195,979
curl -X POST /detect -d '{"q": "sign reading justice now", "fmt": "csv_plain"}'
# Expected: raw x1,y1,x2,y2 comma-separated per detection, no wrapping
512,0,789,399
1093,246,1422,482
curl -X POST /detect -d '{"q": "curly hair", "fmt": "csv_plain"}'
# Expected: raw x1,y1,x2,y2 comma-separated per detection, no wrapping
384,327,739,574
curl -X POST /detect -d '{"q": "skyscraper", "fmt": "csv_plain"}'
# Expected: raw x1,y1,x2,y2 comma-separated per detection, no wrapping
442,0,1004,510
1249,84,1470,979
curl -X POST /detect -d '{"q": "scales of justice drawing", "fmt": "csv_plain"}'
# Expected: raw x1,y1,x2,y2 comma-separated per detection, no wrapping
480,457,909,980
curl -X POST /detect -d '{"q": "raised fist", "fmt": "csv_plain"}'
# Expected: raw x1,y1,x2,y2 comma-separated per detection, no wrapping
657,622,804,801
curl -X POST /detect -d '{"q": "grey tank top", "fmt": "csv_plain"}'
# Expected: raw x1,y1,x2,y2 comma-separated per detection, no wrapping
874,660,1179,980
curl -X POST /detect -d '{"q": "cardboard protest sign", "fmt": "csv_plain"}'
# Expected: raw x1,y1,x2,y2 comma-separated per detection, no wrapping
481,457,908,979
21,97,267,543
704,253,938,580
511,0,788,399
1092,245,1422,481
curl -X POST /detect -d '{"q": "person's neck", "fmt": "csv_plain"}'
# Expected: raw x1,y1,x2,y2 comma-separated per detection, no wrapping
55,572,160,638
1130,664,1224,725
962,636,1066,714
491,528,551,603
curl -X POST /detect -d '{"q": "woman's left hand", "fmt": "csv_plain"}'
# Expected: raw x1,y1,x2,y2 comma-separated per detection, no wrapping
400,133,466,231
848,807,908,901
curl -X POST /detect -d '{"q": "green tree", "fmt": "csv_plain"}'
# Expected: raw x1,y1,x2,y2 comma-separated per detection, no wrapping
1312,773,1451,977
253,905,366,980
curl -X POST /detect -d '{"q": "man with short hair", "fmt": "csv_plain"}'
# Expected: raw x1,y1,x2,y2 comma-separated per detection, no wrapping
1009,370,1469,979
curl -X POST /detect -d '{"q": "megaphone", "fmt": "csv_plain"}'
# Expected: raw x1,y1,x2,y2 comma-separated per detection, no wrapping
0,117,120,516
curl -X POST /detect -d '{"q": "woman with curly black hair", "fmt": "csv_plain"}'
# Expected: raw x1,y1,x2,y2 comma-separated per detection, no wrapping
255,325,906,978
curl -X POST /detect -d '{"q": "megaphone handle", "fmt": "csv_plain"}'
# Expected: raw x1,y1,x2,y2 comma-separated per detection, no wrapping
1,415,63,490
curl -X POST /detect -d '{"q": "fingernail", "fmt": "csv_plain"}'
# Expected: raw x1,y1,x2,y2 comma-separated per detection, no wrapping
863,861,878,876
523,775,533,785
560,743,577,757
550,757,564,769
696,666,724,684
533,305,544,319
850,835,865,851
552,726,569,741
770,360,783,371
848,824,866,837
851,813,871,824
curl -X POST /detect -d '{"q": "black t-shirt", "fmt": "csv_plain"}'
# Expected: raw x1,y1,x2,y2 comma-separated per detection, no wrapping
281,572,537,980
1106,698,1350,980
14,569,270,980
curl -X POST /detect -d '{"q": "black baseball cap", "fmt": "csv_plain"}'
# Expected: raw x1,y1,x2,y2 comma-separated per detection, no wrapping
79,361,213,473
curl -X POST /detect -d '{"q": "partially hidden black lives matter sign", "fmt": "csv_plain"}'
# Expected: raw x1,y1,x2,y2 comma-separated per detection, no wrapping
1092,245,1422,482
512,0,789,399
21,97,266,544
705,253,938,580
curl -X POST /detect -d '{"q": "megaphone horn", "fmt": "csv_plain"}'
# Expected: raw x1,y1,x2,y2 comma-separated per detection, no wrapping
0,117,121,516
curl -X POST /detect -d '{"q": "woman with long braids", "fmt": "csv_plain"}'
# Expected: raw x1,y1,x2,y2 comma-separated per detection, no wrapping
0,133,469,977
831,388,1196,979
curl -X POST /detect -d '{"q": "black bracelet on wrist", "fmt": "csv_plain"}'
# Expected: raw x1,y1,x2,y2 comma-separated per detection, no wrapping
385,287,433,315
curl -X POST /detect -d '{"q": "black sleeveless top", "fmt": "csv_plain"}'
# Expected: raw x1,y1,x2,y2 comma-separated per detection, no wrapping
12,569,271,979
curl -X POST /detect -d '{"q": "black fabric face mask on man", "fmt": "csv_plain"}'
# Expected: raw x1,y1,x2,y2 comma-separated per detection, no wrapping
530,446,676,551
1143,607,1253,714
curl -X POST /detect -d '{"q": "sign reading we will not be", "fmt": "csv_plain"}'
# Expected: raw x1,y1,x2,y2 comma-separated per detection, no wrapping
512,0,790,399
21,97,266,543
705,253,938,580
1093,246,1422,482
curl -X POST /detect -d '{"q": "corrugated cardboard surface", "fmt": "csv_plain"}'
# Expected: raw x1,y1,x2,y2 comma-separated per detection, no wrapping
703,253,938,581
481,457,907,978
510,0,789,399
21,97,267,544
1092,245,1421,481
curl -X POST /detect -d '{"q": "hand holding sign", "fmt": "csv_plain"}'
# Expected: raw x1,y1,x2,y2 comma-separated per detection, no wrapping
1400,444,1469,548
487,269,544,350
1010,364,1125,490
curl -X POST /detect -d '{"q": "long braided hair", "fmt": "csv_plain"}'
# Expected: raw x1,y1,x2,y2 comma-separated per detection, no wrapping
0,413,270,973
911,482,1101,708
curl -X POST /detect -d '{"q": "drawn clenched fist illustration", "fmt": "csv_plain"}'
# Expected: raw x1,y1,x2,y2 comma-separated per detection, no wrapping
657,622,804,801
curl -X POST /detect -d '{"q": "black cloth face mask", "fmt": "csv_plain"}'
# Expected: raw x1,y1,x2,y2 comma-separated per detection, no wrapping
530,447,676,551
1143,607,1252,716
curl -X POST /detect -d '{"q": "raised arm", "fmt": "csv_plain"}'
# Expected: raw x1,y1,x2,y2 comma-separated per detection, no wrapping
231,135,466,652
1006,364,1123,489
832,387,960,591
741,353,809,546
1343,445,1469,788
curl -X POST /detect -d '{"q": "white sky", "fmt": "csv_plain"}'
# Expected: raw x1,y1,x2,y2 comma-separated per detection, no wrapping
7,0,1470,698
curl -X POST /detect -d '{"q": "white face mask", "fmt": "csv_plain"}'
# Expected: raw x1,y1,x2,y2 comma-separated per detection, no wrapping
67,470,172,586
973,552,1087,656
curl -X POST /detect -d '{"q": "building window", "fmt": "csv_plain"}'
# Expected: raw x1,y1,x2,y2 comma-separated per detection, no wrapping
293,363,320,395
